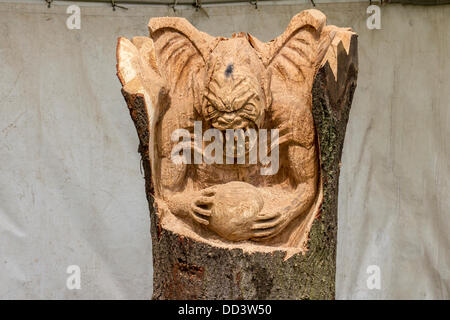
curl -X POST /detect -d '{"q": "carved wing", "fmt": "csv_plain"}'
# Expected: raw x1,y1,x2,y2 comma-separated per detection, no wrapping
148,18,218,115
248,10,333,90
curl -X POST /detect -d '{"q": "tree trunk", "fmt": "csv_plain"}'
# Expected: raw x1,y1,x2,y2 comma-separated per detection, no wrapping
121,31,358,299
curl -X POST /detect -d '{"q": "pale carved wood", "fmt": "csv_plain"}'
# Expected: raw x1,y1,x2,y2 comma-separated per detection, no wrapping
116,9,358,299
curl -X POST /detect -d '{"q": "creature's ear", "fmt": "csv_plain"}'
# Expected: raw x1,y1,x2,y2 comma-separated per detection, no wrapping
248,9,335,92
148,17,217,97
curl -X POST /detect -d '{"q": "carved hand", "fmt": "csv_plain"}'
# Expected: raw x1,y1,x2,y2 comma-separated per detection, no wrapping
251,210,291,241
189,186,217,226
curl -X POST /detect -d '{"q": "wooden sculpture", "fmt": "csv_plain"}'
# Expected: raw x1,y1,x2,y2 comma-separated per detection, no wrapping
117,9,358,299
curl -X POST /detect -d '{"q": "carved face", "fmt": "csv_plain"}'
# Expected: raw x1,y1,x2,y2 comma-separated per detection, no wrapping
202,36,269,132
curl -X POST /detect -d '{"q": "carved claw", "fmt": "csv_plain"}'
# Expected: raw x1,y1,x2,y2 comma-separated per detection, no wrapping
200,187,216,197
189,187,216,226
190,203,211,225
251,211,286,240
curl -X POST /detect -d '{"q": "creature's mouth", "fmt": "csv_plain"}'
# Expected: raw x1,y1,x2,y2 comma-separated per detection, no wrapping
211,114,257,131
210,119,258,160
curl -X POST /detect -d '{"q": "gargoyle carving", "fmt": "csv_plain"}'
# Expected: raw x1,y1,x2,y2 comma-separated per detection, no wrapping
117,9,355,258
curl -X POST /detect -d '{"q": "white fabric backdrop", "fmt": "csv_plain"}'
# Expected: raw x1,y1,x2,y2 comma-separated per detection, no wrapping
0,1,448,299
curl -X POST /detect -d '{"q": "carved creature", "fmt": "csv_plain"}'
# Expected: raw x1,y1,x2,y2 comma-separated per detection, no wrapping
117,9,355,257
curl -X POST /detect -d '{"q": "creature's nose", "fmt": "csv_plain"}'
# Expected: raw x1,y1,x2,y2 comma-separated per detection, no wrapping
219,112,235,124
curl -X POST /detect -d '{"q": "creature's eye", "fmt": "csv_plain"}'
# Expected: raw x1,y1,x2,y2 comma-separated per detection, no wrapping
204,104,219,121
243,104,254,111
206,105,215,114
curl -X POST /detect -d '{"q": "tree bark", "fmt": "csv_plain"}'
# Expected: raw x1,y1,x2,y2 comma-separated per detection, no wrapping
121,33,358,300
